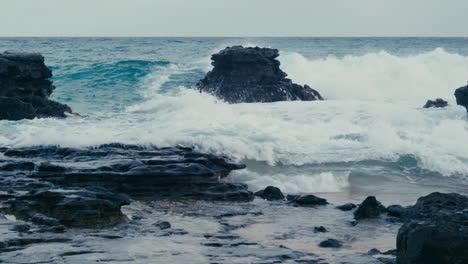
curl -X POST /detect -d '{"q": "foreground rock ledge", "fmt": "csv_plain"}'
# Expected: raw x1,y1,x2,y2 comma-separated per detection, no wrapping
0,144,252,228
196,46,323,103
0,52,72,120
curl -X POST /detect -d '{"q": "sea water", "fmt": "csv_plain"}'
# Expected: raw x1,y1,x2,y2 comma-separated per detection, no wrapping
1,37,467,205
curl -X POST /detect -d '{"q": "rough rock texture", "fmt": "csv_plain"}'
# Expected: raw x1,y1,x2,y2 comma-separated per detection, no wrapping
196,46,323,103
396,192,468,264
0,144,251,228
455,84,468,112
0,52,72,120
354,196,386,220
423,98,448,108
254,186,285,201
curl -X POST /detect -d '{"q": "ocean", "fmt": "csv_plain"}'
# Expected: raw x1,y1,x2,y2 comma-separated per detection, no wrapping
1,37,467,205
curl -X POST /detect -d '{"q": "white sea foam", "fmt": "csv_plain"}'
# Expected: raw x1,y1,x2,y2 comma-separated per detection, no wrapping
1,49,467,189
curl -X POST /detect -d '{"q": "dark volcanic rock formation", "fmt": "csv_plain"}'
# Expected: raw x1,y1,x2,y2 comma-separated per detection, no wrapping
354,196,386,220
0,144,251,228
196,46,323,103
254,186,285,201
423,98,448,108
455,83,468,112
0,52,72,120
396,192,468,264
287,194,328,206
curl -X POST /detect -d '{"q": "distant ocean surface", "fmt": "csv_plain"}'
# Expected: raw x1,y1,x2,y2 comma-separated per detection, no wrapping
1,37,467,202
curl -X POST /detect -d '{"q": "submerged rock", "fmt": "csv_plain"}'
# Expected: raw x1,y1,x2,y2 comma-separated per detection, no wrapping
423,98,448,108
336,203,357,211
0,52,72,120
396,192,468,264
455,83,468,112
354,196,386,220
318,238,343,248
254,186,285,201
287,194,328,206
196,46,323,103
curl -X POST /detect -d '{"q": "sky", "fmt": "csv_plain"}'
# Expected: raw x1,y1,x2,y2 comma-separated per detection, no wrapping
1,0,467,37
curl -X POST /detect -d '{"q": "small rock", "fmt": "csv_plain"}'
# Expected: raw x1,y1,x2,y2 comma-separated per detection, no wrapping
354,196,386,220
287,195,328,206
336,203,357,211
318,238,343,248
154,221,171,230
386,205,407,217
11,224,30,232
254,186,285,201
423,98,448,108
368,248,382,255
314,226,327,233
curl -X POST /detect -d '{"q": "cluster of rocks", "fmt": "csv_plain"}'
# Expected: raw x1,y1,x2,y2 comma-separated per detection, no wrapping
0,52,72,120
254,186,468,264
196,46,323,103
0,144,251,228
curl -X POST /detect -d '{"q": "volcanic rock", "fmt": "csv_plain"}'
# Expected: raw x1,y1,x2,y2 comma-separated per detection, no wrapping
196,46,323,103
354,196,386,220
423,98,448,108
455,84,468,112
254,186,285,201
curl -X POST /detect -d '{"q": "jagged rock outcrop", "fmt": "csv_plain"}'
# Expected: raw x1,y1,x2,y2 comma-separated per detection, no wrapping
455,84,468,112
396,192,468,264
0,52,72,120
196,46,323,103
354,196,386,220
0,144,252,228
423,98,448,108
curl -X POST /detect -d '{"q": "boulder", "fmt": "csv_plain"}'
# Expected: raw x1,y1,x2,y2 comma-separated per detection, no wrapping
455,84,468,112
423,98,448,108
396,193,468,264
254,186,285,201
354,196,386,220
318,238,343,248
335,203,357,211
0,52,72,120
287,194,328,206
196,46,323,103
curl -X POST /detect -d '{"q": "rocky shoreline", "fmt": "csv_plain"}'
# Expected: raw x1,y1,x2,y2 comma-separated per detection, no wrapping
1,48,467,263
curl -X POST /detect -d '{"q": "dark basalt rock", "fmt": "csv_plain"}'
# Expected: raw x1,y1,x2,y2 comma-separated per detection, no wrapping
287,194,328,206
386,205,408,218
0,144,250,228
314,226,327,233
423,98,448,108
318,238,343,248
396,193,468,264
196,46,323,103
254,186,285,201
455,84,468,112
154,221,171,230
335,203,357,211
0,52,72,120
354,196,386,220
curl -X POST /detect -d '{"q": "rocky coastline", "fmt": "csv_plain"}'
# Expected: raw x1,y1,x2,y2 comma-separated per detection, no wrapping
1,49,467,263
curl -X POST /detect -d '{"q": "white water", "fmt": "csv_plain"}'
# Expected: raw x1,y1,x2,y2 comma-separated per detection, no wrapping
1,49,468,192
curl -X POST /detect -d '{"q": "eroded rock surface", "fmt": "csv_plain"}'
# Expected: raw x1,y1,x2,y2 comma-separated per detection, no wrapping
0,144,251,228
0,52,72,120
196,46,323,103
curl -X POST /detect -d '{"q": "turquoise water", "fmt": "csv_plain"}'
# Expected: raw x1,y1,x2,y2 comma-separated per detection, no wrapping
1,37,467,199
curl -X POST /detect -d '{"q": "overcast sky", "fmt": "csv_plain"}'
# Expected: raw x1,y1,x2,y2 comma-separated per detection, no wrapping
1,0,467,37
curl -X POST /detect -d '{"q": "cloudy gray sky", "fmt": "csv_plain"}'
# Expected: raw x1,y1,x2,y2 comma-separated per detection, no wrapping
1,0,467,37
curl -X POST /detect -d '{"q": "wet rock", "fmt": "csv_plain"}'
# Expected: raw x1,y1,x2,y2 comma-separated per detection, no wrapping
314,226,327,233
386,205,408,218
254,186,285,201
0,52,72,120
423,98,448,108
196,46,323,103
318,238,343,248
154,221,171,230
396,192,468,264
11,224,30,233
0,161,35,171
368,248,382,255
455,83,468,112
354,196,386,220
287,194,328,206
336,203,357,211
